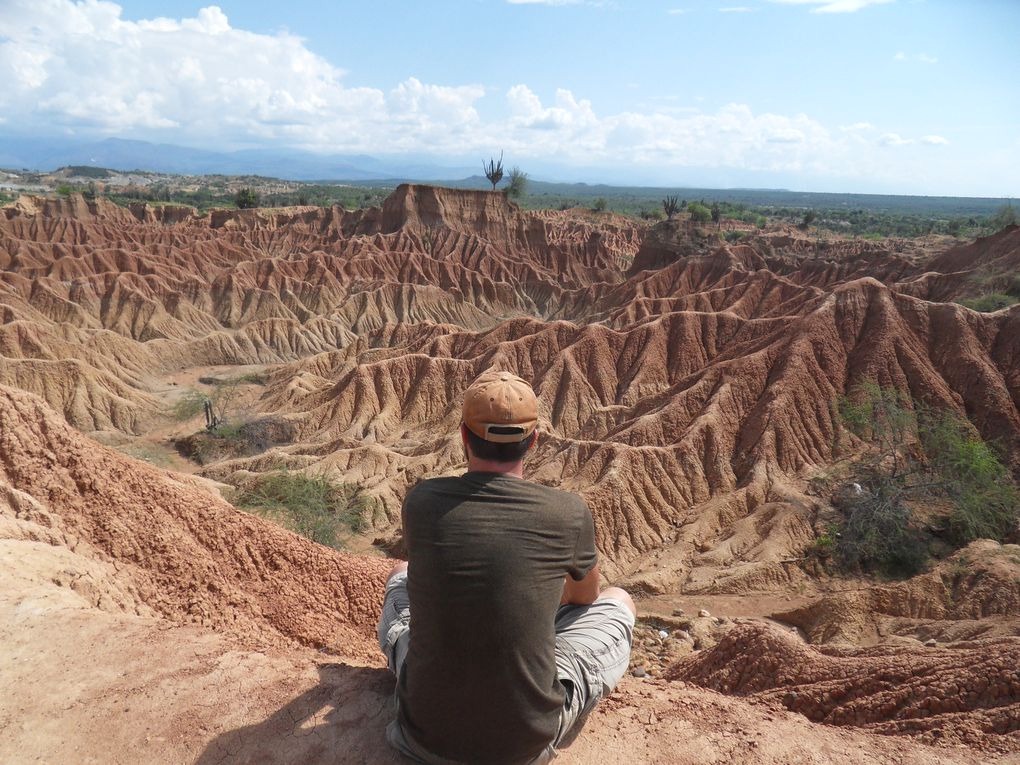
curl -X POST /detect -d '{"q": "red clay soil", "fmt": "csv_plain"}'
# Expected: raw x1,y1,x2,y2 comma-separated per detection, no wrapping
2,191,1018,585
0,384,390,657
667,622,1020,754
0,385,1011,763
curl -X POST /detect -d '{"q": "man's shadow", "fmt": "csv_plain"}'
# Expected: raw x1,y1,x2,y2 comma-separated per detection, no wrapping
195,663,404,765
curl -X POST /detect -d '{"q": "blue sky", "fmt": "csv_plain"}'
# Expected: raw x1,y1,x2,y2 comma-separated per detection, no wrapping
1,0,1017,195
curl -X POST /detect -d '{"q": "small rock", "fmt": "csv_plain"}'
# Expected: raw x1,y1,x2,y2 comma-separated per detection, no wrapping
674,630,691,641
657,629,669,639
925,639,937,648
632,667,647,678
713,616,725,625
698,609,711,618
671,608,685,616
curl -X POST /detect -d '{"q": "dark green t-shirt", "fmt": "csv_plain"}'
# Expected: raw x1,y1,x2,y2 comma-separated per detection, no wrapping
397,471,598,764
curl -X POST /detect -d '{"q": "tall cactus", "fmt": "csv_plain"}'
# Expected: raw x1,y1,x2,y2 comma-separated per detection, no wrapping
483,152,504,191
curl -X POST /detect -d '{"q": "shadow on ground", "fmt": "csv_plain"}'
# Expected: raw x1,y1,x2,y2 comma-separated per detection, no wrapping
196,663,403,765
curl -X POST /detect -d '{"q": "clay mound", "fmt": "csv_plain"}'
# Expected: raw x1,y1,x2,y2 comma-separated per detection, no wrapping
667,622,1020,751
899,225,1020,303
775,541,1020,645
0,384,390,658
928,224,1020,274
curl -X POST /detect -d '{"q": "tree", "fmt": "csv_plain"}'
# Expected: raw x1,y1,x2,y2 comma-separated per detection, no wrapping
662,195,681,220
990,202,1017,231
592,197,608,213
483,152,504,191
688,202,711,223
505,166,528,199
235,187,259,209
710,203,722,226
799,210,817,230
832,382,1019,575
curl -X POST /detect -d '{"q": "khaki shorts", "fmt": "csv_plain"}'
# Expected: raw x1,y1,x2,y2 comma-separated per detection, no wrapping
377,571,635,764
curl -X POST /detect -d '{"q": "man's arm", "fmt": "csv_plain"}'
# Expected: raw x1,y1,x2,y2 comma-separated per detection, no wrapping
560,562,600,606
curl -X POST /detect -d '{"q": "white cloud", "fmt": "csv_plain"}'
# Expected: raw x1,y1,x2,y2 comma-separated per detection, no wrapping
894,51,938,64
770,0,894,13
506,0,585,4
0,0,990,194
879,132,913,146
719,6,753,12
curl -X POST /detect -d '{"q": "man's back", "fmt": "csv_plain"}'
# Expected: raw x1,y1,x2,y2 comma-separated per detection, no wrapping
398,471,597,764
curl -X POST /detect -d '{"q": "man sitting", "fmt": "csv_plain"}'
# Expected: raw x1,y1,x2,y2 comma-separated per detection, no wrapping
378,371,635,764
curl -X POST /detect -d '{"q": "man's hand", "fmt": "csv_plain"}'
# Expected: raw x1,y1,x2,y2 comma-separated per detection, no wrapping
560,563,600,606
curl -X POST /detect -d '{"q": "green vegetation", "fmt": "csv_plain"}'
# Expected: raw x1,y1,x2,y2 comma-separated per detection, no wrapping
688,202,711,223
11,163,1014,238
959,293,1019,312
169,388,207,421
235,187,259,209
235,471,370,548
831,382,1019,577
505,166,528,199
102,178,391,212
990,203,1018,231
64,165,112,179
592,197,608,213
198,372,268,386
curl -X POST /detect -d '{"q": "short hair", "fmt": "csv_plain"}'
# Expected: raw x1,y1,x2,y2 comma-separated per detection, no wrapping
464,425,536,464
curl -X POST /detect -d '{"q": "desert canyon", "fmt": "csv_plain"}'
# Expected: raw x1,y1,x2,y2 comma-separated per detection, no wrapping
1,187,1018,764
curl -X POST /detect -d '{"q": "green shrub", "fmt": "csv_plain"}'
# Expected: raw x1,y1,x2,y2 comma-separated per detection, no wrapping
834,471,930,576
235,187,259,209
592,197,608,213
724,230,746,242
235,471,369,548
506,167,528,199
169,388,207,421
959,293,1019,312
833,382,1019,575
688,203,711,223
920,412,1019,545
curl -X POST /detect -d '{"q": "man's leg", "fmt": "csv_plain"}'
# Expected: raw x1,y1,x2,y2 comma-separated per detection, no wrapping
551,587,636,749
377,561,410,676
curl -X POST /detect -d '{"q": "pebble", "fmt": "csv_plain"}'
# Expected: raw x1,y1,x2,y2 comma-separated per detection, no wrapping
658,630,670,639
671,608,685,616
925,639,937,648
632,667,647,678
698,609,711,618
674,630,691,641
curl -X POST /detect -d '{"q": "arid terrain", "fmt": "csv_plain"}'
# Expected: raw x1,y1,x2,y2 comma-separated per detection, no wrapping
1,188,1018,763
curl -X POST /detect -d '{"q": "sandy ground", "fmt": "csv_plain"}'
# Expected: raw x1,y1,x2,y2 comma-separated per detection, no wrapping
2,535,1011,765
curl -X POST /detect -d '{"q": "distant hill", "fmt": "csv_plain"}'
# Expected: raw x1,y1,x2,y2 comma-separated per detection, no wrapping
0,136,475,183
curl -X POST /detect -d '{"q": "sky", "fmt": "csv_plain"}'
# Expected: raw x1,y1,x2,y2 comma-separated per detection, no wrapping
1,0,1017,196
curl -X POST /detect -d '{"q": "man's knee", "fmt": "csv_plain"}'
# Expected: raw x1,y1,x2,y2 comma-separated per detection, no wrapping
597,586,636,617
387,560,408,581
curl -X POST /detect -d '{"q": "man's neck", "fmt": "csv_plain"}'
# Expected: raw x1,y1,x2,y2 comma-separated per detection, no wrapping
466,456,525,479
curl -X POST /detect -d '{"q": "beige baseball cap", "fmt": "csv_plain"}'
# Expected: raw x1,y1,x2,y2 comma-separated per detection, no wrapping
462,371,539,443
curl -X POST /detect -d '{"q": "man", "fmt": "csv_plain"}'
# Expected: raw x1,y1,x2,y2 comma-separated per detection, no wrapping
377,371,636,764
